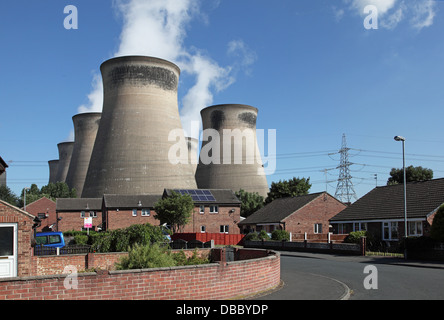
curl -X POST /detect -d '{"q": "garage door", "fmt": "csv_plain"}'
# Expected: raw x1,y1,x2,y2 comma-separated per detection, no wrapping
0,223,17,278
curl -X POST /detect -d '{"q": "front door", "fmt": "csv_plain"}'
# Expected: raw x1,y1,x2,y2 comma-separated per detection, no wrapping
0,223,17,278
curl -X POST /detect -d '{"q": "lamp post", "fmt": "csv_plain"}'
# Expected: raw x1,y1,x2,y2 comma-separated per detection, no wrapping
23,187,30,211
394,135,407,259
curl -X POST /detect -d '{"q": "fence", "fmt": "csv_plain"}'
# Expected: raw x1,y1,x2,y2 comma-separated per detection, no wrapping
291,233,348,243
172,233,245,246
33,245,93,256
244,237,366,256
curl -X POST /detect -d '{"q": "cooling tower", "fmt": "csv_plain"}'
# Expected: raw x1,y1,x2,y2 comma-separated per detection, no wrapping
48,160,59,184
82,56,197,197
65,112,101,196
186,137,199,174
195,104,269,198
54,142,74,183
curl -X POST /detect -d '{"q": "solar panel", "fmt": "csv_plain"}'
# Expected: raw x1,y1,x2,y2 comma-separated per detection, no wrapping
172,189,216,202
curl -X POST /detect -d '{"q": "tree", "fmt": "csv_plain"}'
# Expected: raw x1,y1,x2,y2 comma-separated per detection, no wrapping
153,191,194,233
265,177,311,204
431,205,444,242
387,166,433,185
0,185,20,206
235,189,264,218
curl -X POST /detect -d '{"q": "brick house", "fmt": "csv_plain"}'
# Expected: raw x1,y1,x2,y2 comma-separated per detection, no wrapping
330,178,444,242
24,197,56,232
0,199,38,278
163,189,242,234
238,192,346,235
56,198,103,232
102,194,161,230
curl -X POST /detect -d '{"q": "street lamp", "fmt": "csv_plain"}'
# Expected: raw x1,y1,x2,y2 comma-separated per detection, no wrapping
23,187,30,211
394,135,407,259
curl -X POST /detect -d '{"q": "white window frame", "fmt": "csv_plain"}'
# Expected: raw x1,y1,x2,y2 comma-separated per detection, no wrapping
132,209,137,217
80,211,85,218
199,205,205,214
408,221,423,237
210,205,218,214
314,223,322,234
220,225,229,234
90,211,97,218
141,209,150,217
383,221,399,241
200,225,206,233
353,222,367,232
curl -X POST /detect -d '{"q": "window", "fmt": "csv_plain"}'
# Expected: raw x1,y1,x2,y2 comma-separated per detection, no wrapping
48,235,61,244
314,223,322,234
337,223,346,234
200,225,206,233
408,221,423,237
90,211,97,218
353,222,367,232
220,225,229,233
38,213,46,219
80,211,85,218
141,209,150,216
383,221,399,240
199,205,205,214
132,209,137,217
210,205,218,214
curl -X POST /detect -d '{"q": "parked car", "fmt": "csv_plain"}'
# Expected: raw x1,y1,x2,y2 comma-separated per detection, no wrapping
35,232,65,248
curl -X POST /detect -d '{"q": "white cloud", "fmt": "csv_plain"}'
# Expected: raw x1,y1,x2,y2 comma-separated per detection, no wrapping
410,0,437,30
342,0,437,30
77,0,256,139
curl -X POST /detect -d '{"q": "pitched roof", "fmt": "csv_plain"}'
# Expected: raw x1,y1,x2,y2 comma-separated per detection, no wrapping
0,199,36,220
330,178,444,222
238,192,328,225
103,194,162,209
56,198,102,211
163,189,241,205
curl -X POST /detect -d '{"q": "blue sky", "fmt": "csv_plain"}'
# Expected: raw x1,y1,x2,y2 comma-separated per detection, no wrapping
1,0,444,201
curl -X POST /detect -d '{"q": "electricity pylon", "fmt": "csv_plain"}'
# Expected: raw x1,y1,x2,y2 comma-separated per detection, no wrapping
334,134,357,204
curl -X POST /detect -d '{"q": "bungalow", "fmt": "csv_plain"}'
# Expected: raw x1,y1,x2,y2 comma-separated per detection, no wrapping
238,192,346,235
56,198,103,232
329,178,444,242
162,189,241,234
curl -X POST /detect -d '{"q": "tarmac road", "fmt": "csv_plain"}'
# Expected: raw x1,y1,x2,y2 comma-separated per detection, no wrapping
255,251,444,300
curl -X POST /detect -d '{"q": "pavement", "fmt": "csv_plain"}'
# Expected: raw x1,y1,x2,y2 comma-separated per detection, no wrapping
252,250,444,300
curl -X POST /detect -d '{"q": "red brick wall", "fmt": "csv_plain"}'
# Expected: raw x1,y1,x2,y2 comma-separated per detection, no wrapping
25,197,56,232
284,194,346,235
0,249,280,300
0,201,35,277
57,210,103,232
105,209,160,230
180,206,241,234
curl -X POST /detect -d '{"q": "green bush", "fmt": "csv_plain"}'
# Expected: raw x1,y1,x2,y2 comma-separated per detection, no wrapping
73,234,88,245
116,243,176,270
172,249,209,266
271,229,290,241
90,223,168,253
345,231,367,244
244,230,271,241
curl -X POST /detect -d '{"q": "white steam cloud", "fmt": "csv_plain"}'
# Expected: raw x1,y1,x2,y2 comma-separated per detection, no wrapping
77,0,255,139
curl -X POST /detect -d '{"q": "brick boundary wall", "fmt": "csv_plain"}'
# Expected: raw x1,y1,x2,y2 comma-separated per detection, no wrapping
0,249,280,300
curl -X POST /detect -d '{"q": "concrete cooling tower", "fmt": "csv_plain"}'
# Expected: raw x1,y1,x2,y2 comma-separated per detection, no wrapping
48,160,59,184
195,104,269,198
54,142,74,183
82,56,197,198
186,137,198,174
65,112,101,196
